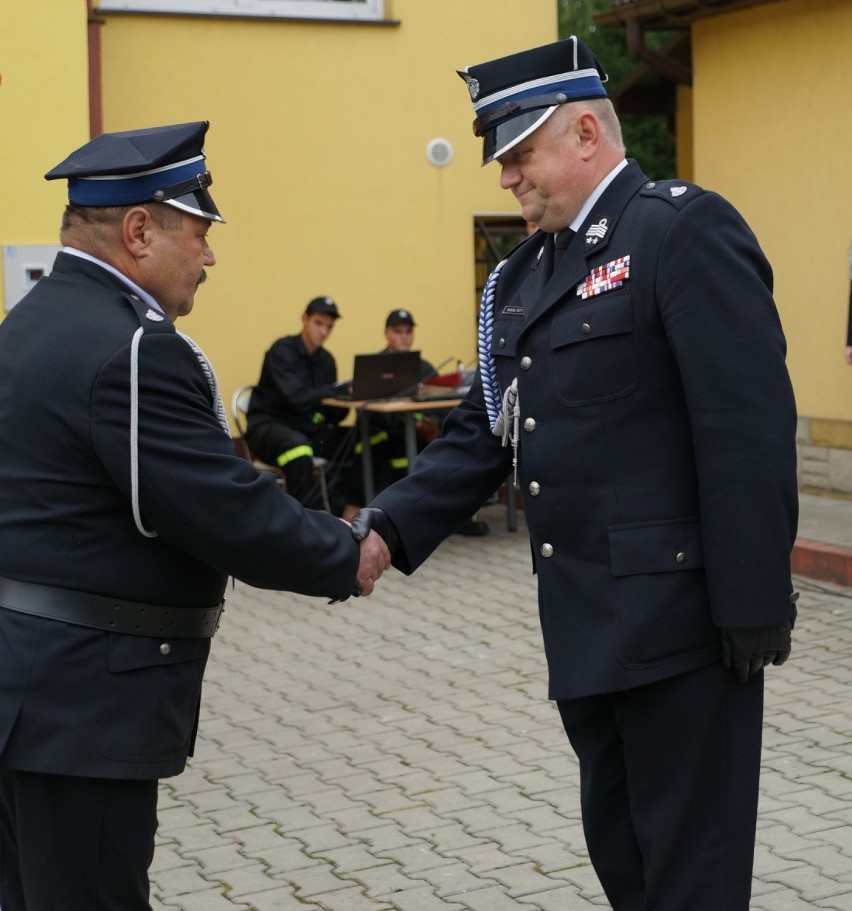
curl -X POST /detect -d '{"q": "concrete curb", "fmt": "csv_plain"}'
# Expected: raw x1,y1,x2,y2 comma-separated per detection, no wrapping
792,538,852,587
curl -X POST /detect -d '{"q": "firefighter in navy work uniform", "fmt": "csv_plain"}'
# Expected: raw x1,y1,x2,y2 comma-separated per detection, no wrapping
0,121,389,911
351,38,799,910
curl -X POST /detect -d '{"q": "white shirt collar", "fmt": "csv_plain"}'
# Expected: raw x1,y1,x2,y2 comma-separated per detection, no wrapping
62,246,164,314
569,158,629,234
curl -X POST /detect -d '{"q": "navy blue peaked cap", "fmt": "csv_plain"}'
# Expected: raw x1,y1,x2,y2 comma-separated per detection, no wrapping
45,121,224,223
458,36,608,165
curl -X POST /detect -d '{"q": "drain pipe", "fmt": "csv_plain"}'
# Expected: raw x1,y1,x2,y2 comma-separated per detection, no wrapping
87,0,105,137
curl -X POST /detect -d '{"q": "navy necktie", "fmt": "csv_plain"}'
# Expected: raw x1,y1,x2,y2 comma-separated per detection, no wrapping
553,229,575,272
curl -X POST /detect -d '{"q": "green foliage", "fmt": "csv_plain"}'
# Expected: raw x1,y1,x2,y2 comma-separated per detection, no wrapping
557,0,676,178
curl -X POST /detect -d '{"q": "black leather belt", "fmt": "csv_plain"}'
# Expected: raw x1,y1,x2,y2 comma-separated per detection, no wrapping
0,575,223,639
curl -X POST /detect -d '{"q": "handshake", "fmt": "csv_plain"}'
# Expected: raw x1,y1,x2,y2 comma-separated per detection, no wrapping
342,507,398,600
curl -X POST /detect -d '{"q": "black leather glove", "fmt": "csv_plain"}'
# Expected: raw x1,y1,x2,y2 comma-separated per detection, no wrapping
328,507,398,605
720,623,792,682
349,507,399,554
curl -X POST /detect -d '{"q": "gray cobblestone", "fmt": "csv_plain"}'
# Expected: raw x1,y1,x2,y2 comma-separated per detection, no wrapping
148,503,852,909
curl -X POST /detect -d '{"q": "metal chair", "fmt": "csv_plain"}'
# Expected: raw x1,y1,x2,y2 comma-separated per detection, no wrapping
230,385,331,512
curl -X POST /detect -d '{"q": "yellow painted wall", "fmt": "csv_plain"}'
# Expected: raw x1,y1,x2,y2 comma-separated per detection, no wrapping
96,1,556,409
674,84,693,182
692,0,852,423
0,3,90,310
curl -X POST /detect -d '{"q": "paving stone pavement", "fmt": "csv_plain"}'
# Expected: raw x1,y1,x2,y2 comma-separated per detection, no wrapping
150,502,852,911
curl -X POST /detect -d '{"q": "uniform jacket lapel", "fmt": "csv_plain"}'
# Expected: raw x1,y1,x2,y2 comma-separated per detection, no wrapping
520,161,649,332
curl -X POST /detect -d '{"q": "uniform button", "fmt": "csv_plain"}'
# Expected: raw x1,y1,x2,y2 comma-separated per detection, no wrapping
646,181,656,189
520,356,532,370
788,590,800,604
582,322,592,334
159,643,172,656
675,552,686,563
523,417,536,432
540,543,554,558
498,337,506,348
529,481,541,496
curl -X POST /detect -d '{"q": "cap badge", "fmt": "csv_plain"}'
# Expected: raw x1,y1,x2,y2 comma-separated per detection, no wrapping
144,308,165,322
585,217,609,247
670,186,688,198
460,72,480,101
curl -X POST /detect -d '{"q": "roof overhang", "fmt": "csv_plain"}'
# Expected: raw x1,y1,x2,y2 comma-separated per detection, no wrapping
594,0,779,115
595,0,780,30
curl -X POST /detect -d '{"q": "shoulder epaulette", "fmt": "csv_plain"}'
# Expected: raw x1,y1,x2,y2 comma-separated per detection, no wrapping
639,179,705,209
123,291,174,335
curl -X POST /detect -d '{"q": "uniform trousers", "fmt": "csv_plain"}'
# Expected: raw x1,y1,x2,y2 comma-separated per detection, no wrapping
0,768,158,911
248,422,360,513
557,660,764,911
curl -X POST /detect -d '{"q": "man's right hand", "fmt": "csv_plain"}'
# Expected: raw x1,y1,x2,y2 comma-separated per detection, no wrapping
355,530,390,597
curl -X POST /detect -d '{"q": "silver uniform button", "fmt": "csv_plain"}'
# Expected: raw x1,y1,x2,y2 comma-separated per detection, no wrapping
523,417,536,432
582,322,592,334
540,543,554,558
529,481,541,496
159,643,172,656
675,552,686,563
498,337,506,348
520,356,532,370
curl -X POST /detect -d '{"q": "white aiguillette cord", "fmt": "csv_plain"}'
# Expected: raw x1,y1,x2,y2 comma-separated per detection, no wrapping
128,328,230,538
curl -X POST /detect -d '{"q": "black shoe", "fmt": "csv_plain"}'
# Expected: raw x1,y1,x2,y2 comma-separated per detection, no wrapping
456,518,489,537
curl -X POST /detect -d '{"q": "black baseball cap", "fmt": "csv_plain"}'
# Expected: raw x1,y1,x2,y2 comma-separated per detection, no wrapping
305,296,341,319
385,309,416,328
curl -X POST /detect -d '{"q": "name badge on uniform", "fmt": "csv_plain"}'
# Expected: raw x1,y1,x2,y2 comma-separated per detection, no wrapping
576,255,631,300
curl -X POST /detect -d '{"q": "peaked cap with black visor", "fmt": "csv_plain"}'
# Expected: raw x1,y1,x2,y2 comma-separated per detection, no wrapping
458,36,609,166
44,121,224,223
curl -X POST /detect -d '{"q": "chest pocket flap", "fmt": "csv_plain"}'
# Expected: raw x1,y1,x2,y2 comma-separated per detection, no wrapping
551,290,632,349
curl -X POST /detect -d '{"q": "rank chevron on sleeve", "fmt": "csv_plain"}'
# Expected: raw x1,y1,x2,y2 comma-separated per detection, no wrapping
576,255,631,300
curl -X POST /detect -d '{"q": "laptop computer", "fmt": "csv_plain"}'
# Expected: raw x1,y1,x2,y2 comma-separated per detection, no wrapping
346,350,423,400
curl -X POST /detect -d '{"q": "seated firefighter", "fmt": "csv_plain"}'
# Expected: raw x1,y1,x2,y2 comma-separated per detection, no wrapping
369,308,489,536
366,308,441,492
246,296,360,516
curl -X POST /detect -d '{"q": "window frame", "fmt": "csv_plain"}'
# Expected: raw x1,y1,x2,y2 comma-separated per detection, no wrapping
95,0,385,22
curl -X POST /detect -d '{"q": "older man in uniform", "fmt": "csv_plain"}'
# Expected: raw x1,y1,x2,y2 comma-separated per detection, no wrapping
354,38,799,910
0,121,388,910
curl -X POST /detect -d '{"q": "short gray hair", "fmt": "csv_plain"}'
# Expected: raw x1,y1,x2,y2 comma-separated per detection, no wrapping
548,98,625,154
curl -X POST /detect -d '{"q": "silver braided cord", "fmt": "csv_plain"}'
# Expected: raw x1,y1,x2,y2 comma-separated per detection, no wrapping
477,258,509,433
178,331,230,435
497,378,521,488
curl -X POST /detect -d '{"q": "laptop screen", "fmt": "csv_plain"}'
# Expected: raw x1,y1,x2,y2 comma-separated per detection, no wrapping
350,351,422,400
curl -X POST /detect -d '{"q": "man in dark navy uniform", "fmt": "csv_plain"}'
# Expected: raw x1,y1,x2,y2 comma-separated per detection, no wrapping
354,38,799,910
0,121,389,910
